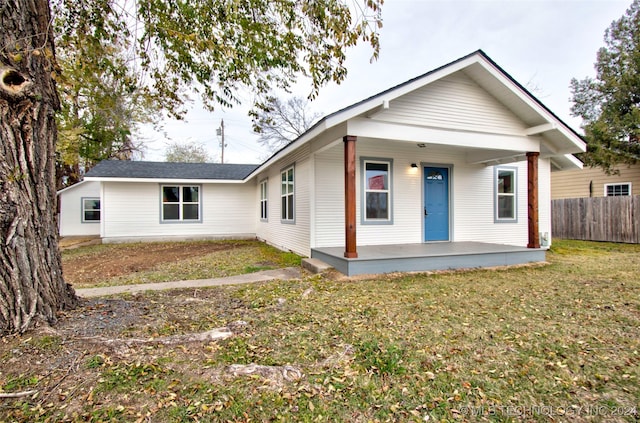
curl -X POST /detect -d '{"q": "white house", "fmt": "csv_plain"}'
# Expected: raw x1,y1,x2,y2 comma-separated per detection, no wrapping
79,51,586,275
57,180,102,237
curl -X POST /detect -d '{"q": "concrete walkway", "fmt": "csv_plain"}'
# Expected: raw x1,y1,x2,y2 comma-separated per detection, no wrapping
75,267,301,298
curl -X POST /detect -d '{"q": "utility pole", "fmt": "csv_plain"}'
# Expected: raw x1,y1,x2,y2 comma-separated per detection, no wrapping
217,119,226,164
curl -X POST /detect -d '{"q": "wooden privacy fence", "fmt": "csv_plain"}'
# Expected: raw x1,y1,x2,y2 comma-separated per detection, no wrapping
551,195,640,243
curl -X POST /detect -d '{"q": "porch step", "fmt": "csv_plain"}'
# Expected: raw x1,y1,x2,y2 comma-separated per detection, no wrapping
301,258,333,274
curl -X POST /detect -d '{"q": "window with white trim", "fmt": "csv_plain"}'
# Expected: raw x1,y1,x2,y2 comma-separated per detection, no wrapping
363,159,392,222
605,183,631,196
495,167,517,221
260,179,268,221
161,185,200,221
82,198,100,222
281,166,294,222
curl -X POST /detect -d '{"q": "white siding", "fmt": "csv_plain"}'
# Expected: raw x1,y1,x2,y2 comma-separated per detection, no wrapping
313,139,540,249
101,181,256,242
454,160,528,246
314,147,344,247
58,181,102,237
539,158,552,245
353,141,424,246
255,145,312,257
375,72,527,136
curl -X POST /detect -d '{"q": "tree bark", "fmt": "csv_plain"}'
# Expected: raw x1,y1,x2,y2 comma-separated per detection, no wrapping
1,0,77,334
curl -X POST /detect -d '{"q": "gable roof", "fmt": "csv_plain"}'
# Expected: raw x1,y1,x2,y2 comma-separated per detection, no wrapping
83,51,585,184
84,160,258,182
247,49,586,179
56,179,91,195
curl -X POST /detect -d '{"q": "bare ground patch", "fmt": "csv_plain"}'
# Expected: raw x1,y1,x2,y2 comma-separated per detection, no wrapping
62,242,246,286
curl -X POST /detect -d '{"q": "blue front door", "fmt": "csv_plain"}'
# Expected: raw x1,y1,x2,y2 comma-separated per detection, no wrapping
424,167,449,241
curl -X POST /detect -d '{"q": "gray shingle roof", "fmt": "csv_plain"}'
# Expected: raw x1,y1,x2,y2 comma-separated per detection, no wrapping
85,160,259,181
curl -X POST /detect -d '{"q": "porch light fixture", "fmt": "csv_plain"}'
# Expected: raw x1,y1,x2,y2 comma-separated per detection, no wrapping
411,163,418,168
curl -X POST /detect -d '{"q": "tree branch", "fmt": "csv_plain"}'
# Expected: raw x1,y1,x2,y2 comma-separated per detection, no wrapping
0,390,37,399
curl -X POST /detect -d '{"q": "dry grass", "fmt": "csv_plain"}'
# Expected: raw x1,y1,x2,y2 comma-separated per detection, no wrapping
1,239,638,422
62,239,301,288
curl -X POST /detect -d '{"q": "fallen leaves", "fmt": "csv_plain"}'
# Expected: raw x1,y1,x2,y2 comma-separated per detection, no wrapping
1,240,639,421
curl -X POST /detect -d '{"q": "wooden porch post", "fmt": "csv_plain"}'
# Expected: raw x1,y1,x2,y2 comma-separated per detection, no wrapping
344,135,358,258
527,152,540,248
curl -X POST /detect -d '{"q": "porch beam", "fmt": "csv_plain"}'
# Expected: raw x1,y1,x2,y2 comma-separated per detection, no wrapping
366,99,390,118
527,152,540,248
344,135,358,258
524,122,555,136
466,151,527,165
346,118,540,152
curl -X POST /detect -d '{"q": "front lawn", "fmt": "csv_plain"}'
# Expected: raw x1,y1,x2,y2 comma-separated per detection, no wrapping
61,239,301,288
1,239,638,422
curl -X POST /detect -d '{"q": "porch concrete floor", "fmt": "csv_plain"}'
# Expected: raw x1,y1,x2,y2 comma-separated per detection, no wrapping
311,242,547,276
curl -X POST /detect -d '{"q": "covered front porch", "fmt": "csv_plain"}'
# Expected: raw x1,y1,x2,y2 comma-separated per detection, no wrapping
311,242,546,276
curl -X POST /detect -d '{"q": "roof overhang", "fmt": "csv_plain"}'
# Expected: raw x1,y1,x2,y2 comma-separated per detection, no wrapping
245,50,586,181
460,59,586,156
549,154,584,171
83,177,246,184
56,180,90,196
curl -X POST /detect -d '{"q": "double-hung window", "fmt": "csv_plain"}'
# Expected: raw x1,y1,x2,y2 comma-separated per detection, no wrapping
82,198,101,222
162,185,200,222
495,167,517,222
260,179,268,221
605,183,631,196
281,166,294,222
363,158,392,223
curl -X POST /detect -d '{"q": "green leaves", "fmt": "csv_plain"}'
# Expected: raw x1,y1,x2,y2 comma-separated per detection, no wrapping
570,0,640,173
51,0,383,186
53,0,159,188
56,0,383,117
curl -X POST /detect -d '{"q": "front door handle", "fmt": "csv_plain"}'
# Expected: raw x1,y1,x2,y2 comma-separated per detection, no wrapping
424,207,428,216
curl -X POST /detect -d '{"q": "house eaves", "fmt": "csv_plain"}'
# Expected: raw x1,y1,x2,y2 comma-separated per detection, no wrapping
56,180,90,195
84,160,259,183
550,154,584,172
83,177,248,184
244,50,586,181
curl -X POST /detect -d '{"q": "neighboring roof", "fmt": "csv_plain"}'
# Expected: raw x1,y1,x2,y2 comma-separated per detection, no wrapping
84,160,259,181
247,49,587,179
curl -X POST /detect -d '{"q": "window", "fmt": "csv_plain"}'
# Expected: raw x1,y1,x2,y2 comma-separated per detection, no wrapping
495,167,517,222
260,179,268,221
82,198,100,222
426,170,444,180
281,166,294,222
362,158,392,223
605,183,631,196
161,185,200,222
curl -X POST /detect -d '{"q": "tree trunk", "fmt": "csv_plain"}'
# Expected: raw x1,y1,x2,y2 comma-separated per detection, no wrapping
0,0,77,335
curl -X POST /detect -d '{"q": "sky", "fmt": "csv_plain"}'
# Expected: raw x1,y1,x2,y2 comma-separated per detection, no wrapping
138,0,632,164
